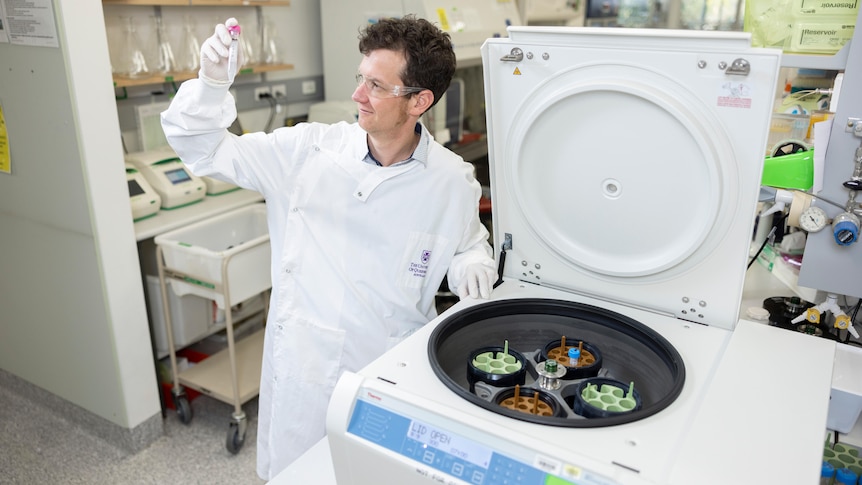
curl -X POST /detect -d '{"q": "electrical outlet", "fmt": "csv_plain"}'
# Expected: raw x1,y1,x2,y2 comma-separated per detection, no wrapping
254,86,271,101
301,80,317,95
271,84,287,98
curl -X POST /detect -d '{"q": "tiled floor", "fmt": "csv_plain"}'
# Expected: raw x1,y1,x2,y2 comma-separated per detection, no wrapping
0,381,262,484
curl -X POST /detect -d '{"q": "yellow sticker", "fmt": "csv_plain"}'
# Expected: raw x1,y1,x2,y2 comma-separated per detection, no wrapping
513,67,522,75
562,464,583,478
0,101,10,174
436,8,450,31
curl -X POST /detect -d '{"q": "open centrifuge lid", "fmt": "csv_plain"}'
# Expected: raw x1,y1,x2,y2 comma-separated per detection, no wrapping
482,27,781,330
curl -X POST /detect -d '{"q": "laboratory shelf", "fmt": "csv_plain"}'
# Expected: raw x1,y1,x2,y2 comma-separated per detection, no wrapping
190,0,290,5
178,328,264,405
102,0,188,4
113,63,294,89
134,188,263,241
780,42,851,70
102,0,289,5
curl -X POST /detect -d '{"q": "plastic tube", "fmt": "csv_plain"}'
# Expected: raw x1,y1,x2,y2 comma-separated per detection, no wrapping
568,347,580,367
227,24,241,82
819,461,834,485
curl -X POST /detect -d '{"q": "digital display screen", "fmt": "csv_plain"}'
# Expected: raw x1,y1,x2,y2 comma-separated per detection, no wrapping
128,179,146,197
346,398,558,485
164,167,192,185
408,419,492,469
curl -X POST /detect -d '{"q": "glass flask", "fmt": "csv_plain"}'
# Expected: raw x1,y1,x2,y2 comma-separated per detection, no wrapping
239,23,259,68
153,15,176,74
119,16,149,78
262,20,281,65
177,16,201,73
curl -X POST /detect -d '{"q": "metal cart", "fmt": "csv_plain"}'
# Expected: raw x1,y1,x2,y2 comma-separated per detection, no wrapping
154,203,270,453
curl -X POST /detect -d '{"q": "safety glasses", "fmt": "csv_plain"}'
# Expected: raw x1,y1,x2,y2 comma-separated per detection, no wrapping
355,73,426,99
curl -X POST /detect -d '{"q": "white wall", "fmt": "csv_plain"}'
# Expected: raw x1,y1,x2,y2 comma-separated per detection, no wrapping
0,0,157,431
0,0,323,438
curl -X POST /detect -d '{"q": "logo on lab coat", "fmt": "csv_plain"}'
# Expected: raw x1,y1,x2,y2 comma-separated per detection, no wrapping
398,232,446,289
409,250,431,279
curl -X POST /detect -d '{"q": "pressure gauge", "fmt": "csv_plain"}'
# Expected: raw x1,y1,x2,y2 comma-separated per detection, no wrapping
833,212,861,246
799,205,828,232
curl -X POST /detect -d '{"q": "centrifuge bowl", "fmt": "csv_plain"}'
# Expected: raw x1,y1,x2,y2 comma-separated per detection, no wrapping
428,298,686,427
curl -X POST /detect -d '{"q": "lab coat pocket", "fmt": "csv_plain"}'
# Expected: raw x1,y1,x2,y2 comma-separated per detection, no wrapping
276,319,346,387
267,318,345,472
396,232,448,289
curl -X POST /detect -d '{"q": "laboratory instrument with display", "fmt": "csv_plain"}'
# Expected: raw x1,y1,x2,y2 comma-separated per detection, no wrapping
125,147,206,210
324,26,835,485
125,161,161,221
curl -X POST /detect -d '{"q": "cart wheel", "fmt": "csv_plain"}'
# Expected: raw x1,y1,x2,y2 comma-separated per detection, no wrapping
226,421,246,454
174,394,193,425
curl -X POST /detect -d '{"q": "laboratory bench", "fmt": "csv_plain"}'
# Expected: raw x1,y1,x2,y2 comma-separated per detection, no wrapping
133,188,264,241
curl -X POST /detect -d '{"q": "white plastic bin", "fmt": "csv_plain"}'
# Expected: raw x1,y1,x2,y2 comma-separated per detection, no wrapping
155,203,271,308
146,275,212,356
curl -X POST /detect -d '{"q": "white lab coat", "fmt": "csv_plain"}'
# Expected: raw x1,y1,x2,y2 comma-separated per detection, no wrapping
161,79,493,480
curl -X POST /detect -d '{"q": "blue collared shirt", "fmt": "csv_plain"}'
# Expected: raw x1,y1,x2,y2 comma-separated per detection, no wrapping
363,122,428,167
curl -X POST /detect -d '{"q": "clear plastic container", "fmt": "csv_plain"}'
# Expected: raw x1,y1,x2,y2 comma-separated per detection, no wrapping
788,18,857,54
745,0,857,53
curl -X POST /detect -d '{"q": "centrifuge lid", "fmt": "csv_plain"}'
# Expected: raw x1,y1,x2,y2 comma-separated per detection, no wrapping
482,27,781,330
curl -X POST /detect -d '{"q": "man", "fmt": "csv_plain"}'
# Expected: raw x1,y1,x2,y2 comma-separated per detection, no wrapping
161,15,496,480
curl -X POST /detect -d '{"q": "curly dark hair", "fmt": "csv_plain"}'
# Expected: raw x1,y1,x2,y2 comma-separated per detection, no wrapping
358,15,456,110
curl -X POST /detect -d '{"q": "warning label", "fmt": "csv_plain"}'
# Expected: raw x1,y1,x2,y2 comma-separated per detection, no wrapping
717,96,752,109
717,82,753,109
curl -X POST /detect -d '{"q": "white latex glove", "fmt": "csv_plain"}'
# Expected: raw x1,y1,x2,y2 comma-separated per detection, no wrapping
199,18,243,86
457,263,497,300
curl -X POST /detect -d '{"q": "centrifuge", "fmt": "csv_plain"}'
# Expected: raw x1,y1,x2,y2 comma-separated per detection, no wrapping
324,27,835,485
